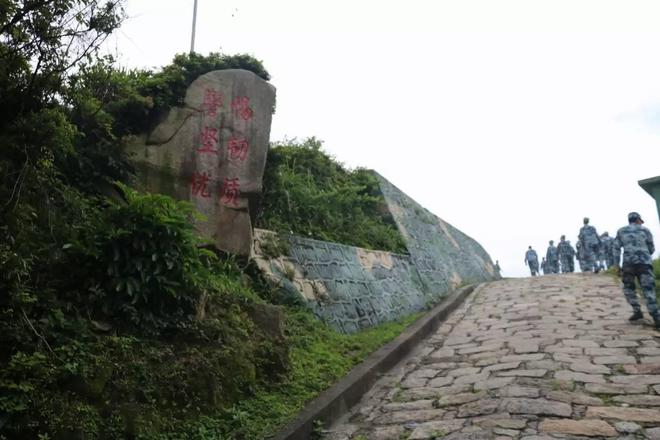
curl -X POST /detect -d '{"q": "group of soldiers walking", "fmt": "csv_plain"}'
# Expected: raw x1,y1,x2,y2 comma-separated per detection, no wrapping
523,213,660,329
524,217,617,276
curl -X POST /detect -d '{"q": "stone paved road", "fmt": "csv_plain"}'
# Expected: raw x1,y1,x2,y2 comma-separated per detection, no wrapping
326,274,660,440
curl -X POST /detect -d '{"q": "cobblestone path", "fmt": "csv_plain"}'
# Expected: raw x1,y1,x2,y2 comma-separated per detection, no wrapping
327,274,660,440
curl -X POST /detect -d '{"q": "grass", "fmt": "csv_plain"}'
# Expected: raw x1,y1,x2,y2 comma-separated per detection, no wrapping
593,393,615,406
216,310,423,439
550,379,575,391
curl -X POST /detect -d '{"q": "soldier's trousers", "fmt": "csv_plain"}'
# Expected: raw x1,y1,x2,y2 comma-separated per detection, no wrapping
622,264,659,321
548,260,559,274
529,262,539,276
582,247,598,272
560,257,573,273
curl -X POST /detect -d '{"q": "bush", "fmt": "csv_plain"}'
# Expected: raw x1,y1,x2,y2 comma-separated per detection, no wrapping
0,187,273,439
73,184,218,334
257,138,407,253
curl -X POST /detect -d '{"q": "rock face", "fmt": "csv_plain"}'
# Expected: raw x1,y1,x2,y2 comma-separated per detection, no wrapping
375,172,496,292
253,172,498,332
129,69,276,255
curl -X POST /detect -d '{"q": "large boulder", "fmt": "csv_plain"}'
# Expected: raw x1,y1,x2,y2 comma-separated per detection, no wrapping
128,69,276,255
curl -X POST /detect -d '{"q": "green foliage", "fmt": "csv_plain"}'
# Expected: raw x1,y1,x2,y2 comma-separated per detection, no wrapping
75,184,219,333
167,310,422,440
0,0,125,120
0,304,419,439
258,138,407,253
0,185,272,438
139,52,270,113
1,4,415,439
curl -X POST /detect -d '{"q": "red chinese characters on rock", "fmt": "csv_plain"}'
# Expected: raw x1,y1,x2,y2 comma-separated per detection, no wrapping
220,177,240,206
197,127,218,154
191,92,251,206
202,88,223,118
230,96,254,121
190,171,211,198
227,135,249,161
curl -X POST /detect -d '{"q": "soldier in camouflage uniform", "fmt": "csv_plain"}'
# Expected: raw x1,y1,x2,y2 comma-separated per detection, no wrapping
566,240,576,272
540,258,547,275
613,212,659,328
575,241,586,272
607,232,619,268
578,217,601,273
524,246,539,276
546,240,559,274
595,237,605,271
600,232,614,269
557,235,576,273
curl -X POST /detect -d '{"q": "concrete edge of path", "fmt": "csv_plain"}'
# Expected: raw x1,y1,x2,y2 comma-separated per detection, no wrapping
271,283,479,440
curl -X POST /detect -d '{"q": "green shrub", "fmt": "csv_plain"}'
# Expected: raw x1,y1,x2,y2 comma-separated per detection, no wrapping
74,184,218,334
258,138,407,253
0,185,272,439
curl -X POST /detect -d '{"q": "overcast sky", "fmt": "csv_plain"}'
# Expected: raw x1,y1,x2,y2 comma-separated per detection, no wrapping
109,0,660,277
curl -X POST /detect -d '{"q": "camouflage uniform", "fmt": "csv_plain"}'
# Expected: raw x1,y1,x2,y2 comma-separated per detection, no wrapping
578,222,601,272
600,233,614,269
575,241,586,272
494,261,502,277
557,238,576,273
607,236,619,268
566,241,576,272
546,243,559,274
613,221,658,323
596,240,605,271
540,258,547,275
525,249,539,276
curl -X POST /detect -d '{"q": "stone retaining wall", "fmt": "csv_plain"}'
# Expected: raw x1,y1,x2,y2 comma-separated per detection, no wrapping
375,172,496,293
253,230,432,333
252,172,498,333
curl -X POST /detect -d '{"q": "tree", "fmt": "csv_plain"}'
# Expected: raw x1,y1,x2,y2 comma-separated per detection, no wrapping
0,0,125,118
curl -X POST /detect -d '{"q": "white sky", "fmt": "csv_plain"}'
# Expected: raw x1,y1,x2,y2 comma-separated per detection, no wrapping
109,0,660,277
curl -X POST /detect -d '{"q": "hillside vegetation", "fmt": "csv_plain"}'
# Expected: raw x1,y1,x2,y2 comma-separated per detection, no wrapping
0,1,417,438
257,138,407,253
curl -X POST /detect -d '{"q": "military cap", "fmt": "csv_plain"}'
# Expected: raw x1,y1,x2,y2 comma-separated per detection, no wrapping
628,212,644,224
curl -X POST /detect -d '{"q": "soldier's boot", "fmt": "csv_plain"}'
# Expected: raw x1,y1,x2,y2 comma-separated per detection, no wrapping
629,311,643,322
